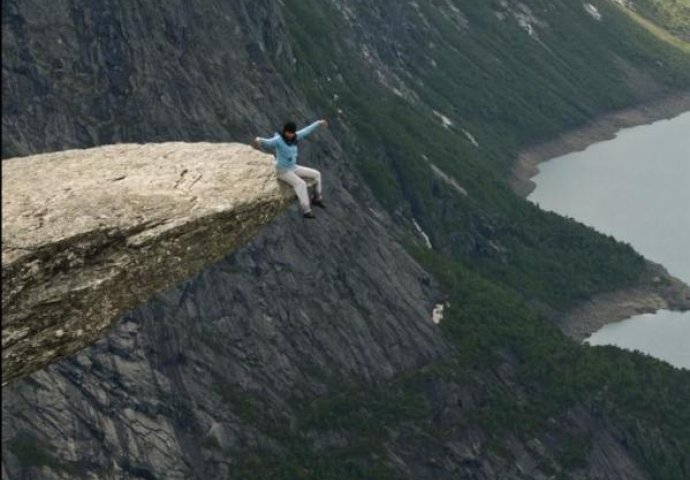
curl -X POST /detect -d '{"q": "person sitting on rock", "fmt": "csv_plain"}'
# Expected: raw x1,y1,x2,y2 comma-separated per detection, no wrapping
251,119,327,219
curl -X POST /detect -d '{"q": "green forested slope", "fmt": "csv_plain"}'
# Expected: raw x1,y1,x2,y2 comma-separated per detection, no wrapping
227,249,690,479
283,0,689,311
224,1,690,477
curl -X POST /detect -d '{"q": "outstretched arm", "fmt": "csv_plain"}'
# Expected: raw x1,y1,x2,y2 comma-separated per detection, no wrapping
296,119,328,140
251,134,279,151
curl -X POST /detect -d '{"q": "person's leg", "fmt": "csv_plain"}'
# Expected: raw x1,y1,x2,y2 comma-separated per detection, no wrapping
294,166,322,198
277,169,311,213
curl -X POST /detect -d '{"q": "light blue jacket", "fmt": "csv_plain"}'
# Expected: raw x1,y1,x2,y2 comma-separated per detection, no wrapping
257,121,321,171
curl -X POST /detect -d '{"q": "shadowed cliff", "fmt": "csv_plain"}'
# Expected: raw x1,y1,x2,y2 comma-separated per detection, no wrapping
1,142,310,385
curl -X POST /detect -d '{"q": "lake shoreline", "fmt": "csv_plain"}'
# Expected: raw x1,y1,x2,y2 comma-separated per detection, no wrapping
511,91,690,340
511,91,690,197
552,261,690,341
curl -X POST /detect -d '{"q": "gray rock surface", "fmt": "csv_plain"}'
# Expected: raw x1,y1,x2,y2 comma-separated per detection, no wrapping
2,142,312,385
1,0,297,159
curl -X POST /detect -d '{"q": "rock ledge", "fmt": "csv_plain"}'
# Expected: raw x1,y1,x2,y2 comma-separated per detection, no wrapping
2,142,306,385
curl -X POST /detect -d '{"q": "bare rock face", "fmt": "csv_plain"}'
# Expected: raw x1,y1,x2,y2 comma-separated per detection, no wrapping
1,142,305,385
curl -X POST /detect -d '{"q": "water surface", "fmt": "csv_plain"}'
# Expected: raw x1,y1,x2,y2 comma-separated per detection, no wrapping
528,112,690,369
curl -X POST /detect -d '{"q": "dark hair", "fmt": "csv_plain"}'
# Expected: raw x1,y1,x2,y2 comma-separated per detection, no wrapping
282,121,297,133
281,121,298,145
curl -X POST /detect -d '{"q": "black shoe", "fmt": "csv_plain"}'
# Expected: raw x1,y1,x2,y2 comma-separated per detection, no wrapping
303,211,316,219
311,195,326,209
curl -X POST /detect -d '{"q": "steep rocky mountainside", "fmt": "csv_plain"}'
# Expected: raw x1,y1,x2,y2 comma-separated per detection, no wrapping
2,0,296,157
2,0,690,479
2,5,452,477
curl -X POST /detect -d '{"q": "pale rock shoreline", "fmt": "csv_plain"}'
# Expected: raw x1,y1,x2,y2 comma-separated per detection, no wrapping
553,261,690,341
511,91,690,197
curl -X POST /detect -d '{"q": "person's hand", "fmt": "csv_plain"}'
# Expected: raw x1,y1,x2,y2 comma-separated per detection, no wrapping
251,137,260,150
319,119,328,127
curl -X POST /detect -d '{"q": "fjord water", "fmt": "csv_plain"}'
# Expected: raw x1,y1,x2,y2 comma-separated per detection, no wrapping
528,112,690,369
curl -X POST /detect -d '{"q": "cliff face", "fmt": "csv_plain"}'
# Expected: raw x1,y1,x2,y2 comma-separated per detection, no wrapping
2,142,321,385
1,141,452,477
3,0,690,478
1,3,453,469
1,150,452,478
1,0,297,158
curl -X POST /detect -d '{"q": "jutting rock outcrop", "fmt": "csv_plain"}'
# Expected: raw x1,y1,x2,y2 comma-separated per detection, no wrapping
1,142,307,386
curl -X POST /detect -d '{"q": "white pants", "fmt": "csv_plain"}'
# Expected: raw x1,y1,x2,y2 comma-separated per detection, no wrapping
277,166,322,213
